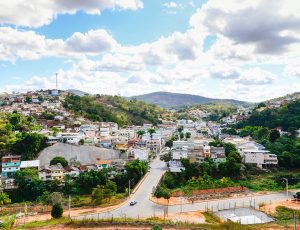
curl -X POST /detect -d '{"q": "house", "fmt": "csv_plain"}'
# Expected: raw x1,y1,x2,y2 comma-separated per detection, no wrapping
1,155,21,179
96,160,112,170
39,164,65,181
64,166,80,179
146,138,161,153
173,140,194,150
237,142,278,168
1,155,21,189
171,146,188,161
20,160,40,171
130,148,149,161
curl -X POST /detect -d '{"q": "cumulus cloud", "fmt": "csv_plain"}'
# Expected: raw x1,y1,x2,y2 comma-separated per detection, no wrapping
64,30,116,54
210,63,241,79
190,0,300,54
0,0,143,28
284,65,300,78
235,68,276,85
0,27,116,62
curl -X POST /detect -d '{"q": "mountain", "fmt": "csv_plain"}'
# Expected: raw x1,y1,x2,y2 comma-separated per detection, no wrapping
66,89,89,96
130,92,248,109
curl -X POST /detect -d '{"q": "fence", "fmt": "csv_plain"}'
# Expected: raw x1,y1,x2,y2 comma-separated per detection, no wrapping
171,186,246,198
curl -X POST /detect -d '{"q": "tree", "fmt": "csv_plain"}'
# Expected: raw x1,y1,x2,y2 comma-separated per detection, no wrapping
125,159,148,185
269,129,280,142
257,102,266,108
25,96,32,104
136,130,145,139
185,132,191,139
75,170,107,194
147,128,156,139
103,180,117,201
37,191,52,205
79,139,85,145
0,192,11,206
13,168,46,201
179,132,184,140
51,203,63,218
50,156,68,167
91,185,104,205
154,186,171,205
177,126,184,133
12,132,48,160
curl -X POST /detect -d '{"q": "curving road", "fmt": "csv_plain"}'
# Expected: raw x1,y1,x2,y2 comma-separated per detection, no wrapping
74,153,290,220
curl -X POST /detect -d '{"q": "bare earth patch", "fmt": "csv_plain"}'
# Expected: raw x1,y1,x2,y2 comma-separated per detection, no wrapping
157,211,206,224
262,200,300,214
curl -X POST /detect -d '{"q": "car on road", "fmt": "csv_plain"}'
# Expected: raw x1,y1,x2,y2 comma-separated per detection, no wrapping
130,201,137,206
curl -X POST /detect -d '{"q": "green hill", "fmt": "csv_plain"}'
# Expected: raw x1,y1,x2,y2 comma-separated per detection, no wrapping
237,100,300,131
63,94,168,126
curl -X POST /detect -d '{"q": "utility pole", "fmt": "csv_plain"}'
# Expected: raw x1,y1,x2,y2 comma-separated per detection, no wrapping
68,195,71,219
283,178,289,201
294,210,297,230
128,180,131,197
55,73,58,90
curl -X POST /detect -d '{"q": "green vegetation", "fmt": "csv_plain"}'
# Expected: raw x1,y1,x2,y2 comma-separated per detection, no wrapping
9,159,147,207
50,156,68,167
234,100,300,169
238,100,300,131
0,112,47,160
63,94,166,126
238,171,300,191
51,203,63,218
0,192,11,206
156,148,242,195
203,212,221,224
275,206,300,220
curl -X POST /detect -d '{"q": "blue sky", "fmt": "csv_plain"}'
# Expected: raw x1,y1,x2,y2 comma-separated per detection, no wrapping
0,0,300,101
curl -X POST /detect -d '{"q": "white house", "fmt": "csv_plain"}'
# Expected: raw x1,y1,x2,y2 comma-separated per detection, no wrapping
237,142,278,168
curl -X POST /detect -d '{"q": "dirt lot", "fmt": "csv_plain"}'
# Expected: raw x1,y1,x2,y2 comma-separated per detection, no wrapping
157,211,206,224
261,200,300,214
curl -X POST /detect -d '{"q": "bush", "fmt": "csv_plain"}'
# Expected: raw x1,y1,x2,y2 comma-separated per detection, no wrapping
50,156,68,167
51,203,63,218
276,206,300,220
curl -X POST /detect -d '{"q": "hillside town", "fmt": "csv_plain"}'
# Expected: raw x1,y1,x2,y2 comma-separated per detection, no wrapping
0,89,282,191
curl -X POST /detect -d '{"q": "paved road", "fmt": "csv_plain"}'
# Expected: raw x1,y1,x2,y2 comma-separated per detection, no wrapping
74,154,290,220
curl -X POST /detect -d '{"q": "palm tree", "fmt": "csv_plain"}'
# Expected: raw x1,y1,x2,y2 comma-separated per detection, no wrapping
136,130,145,139
147,128,156,139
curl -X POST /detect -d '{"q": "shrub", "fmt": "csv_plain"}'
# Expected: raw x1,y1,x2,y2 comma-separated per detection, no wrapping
51,203,63,218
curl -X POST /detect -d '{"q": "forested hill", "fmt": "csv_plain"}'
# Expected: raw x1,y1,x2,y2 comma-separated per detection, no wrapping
236,100,300,169
237,100,300,131
130,91,248,109
63,94,168,126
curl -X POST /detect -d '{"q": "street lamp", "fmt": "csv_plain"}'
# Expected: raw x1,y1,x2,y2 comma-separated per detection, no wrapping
282,178,289,201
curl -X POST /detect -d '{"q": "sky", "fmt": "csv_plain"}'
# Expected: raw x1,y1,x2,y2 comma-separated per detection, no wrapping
0,0,300,102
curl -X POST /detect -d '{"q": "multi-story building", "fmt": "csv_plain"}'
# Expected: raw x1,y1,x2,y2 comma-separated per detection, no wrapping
237,142,278,168
39,164,65,181
1,155,21,189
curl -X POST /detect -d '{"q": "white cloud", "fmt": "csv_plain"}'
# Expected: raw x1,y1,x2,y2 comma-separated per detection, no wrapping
235,68,276,85
0,0,143,28
190,0,300,55
164,2,178,9
64,29,117,54
0,27,117,62
284,65,300,78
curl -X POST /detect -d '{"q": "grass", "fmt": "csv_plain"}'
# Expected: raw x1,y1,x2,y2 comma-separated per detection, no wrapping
203,212,221,224
12,214,300,230
238,170,300,192
16,217,70,229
